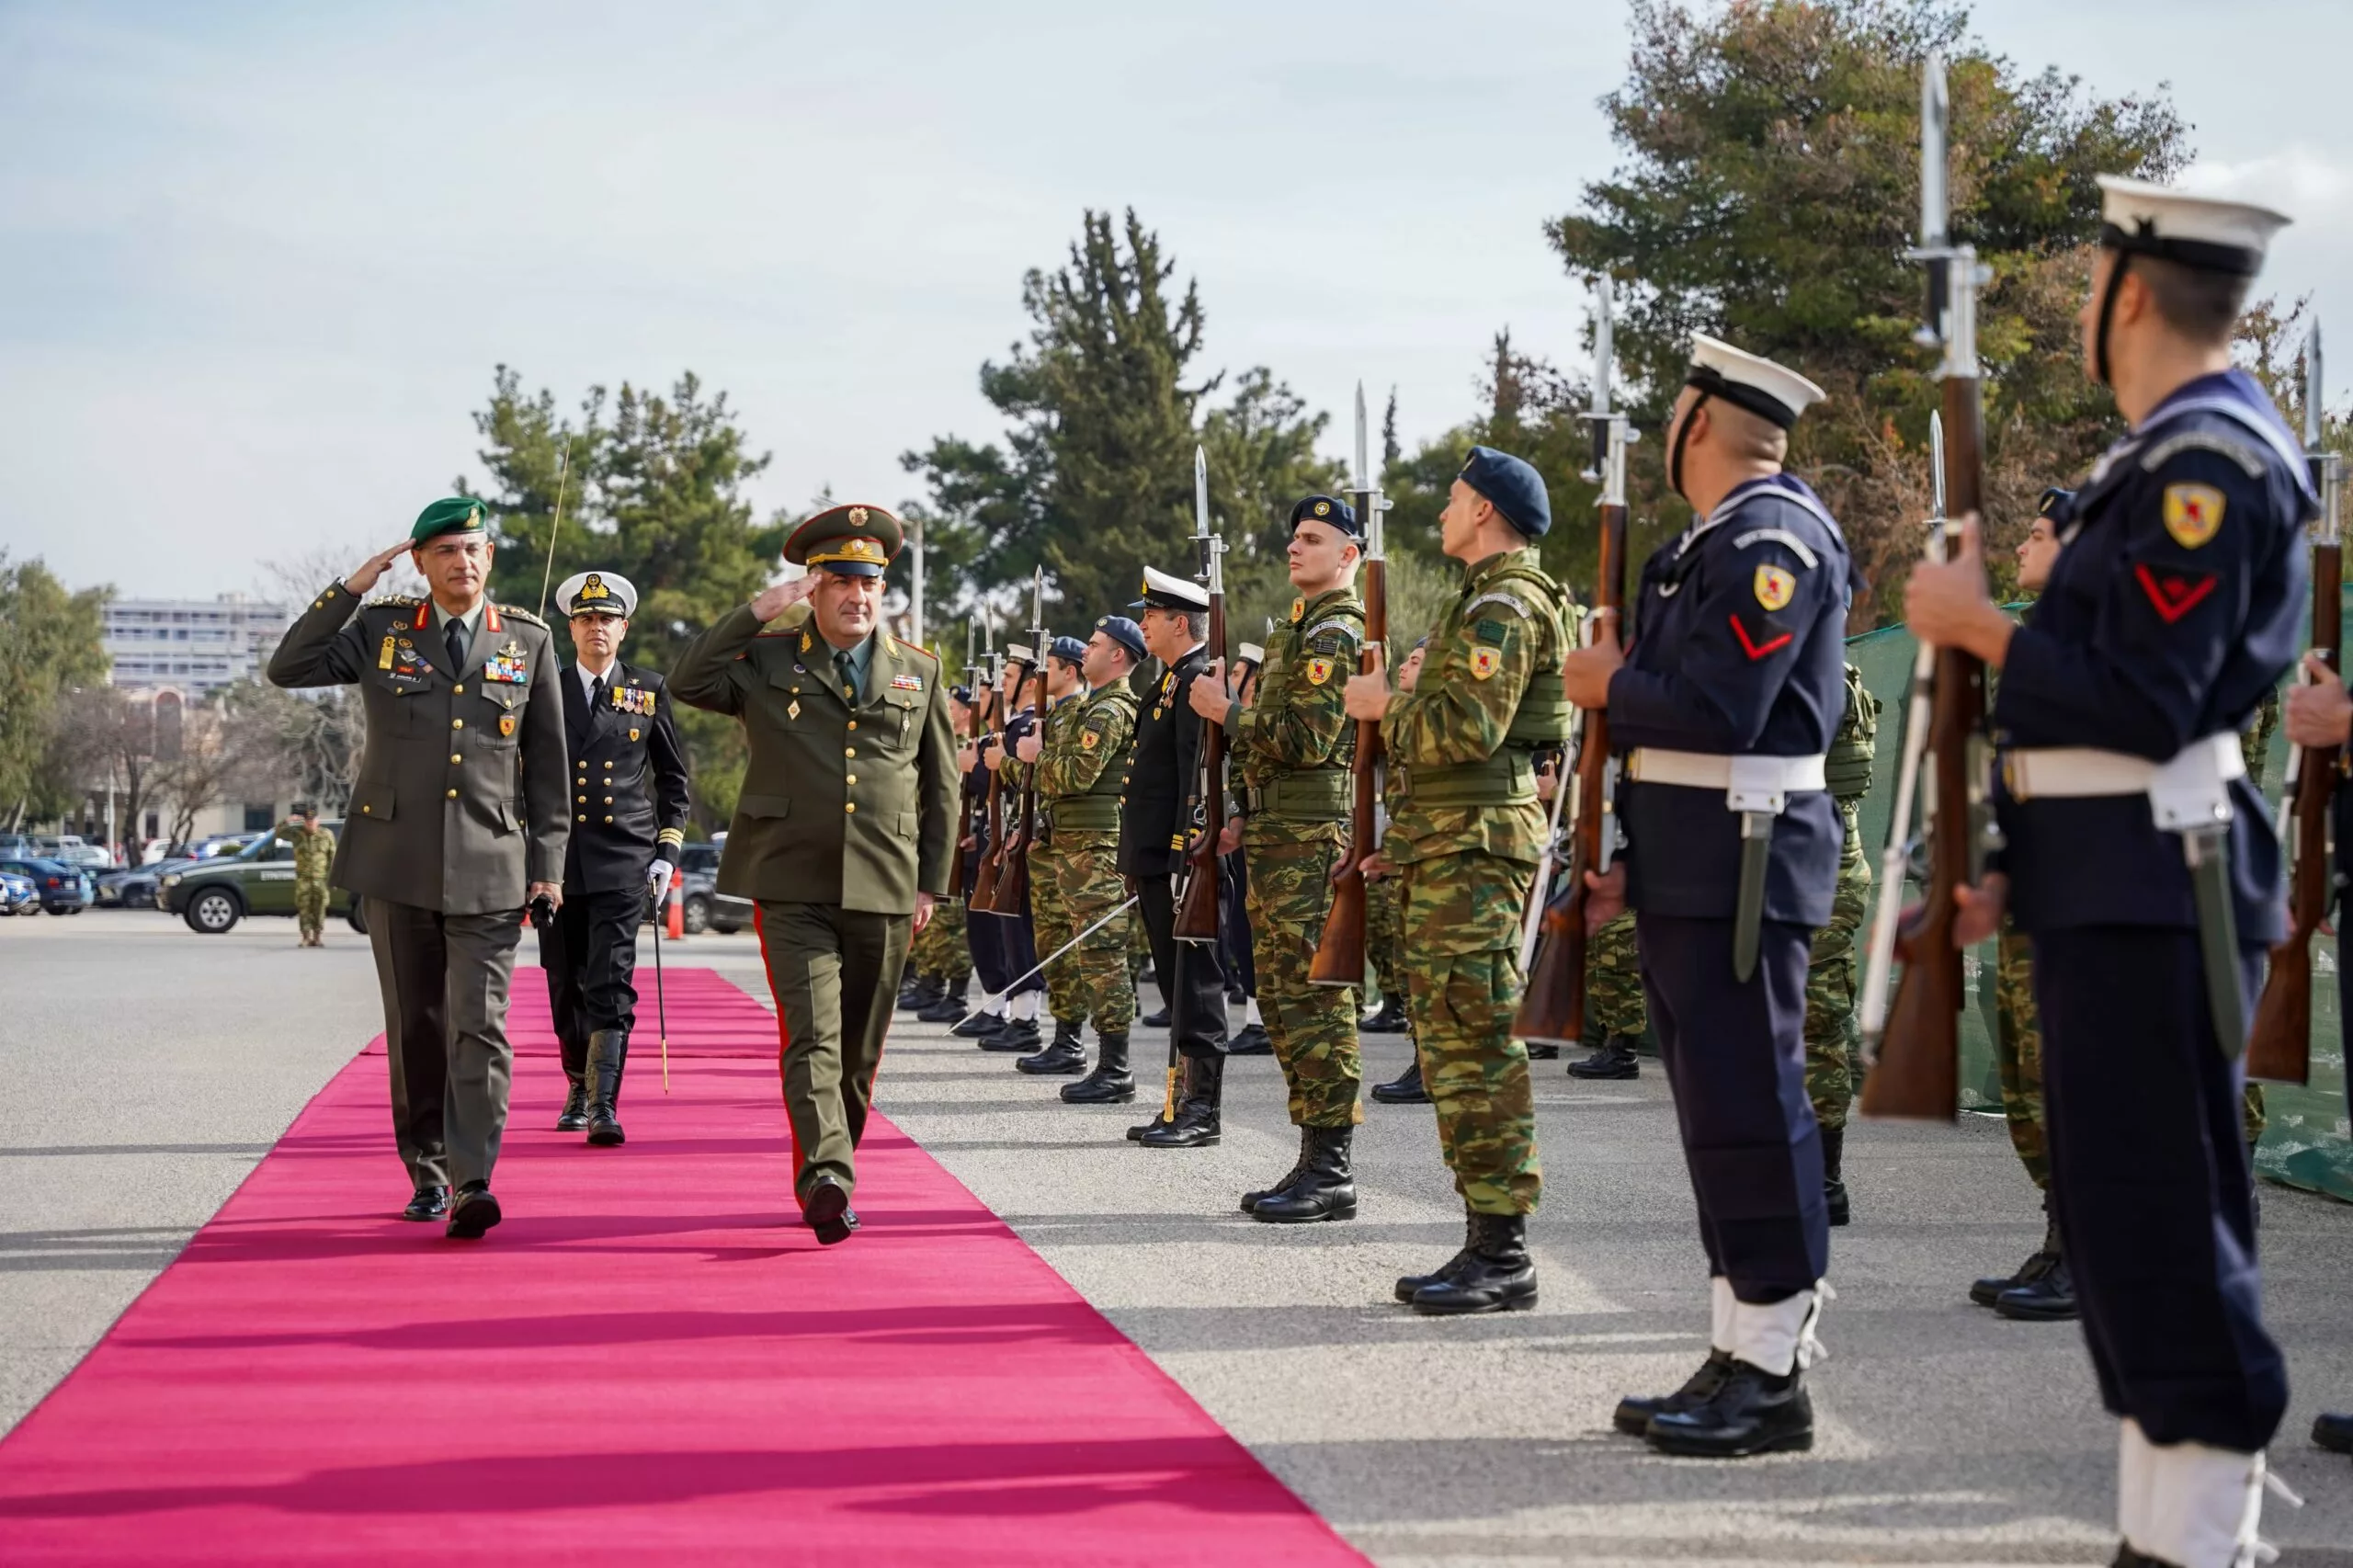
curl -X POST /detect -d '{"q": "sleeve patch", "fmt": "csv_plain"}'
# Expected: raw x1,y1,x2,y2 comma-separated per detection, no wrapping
1469,646,1503,680
1753,564,1796,611
1729,528,1821,570
2134,562,2220,623
1079,728,1101,750
1473,619,1510,645
1728,614,1794,662
1303,655,1335,686
2162,483,2225,549
1302,616,1360,643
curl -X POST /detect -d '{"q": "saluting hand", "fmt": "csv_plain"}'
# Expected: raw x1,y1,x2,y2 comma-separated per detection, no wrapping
345,540,415,596
2284,651,2353,749
750,574,816,623
1187,660,1233,724
1560,608,1622,709
1342,645,1391,721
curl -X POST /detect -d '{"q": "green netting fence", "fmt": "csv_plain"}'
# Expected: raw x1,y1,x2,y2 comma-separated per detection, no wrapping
1847,619,2352,1201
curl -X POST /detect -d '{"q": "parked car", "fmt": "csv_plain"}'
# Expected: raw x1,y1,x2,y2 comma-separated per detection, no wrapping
190,833,265,861
160,824,358,935
0,871,40,916
0,858,92,915
32,835,116,870
95,863,167,909
675,842,750,935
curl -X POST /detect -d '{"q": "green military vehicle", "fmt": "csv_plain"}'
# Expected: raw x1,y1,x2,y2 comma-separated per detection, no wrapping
161,822,365,935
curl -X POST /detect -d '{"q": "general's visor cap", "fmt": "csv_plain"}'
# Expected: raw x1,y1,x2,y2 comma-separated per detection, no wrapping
2097,176,2290,278
1686,335,1824,430
784,503,904,576
556,570,639,619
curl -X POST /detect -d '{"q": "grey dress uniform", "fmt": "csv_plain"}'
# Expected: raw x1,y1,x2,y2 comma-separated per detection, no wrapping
267,583,569,1199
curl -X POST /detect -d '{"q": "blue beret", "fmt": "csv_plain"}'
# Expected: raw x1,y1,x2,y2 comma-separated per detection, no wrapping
2037,486,2075,518
949,684,974,705
1093,615,1146,660
1290,494,1360,537
1460,446,1551,538
1049,634,1088,665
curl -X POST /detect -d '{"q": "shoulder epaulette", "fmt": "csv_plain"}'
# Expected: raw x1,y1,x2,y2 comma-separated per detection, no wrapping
891,637,940,663
2140,430,2267,478
495,604,547,629
363,594,422,608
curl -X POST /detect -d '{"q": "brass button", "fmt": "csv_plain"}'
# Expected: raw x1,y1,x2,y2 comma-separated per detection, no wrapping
447,789,460,800
577,795,586,803
604,760,613,768
844,801,857,813
452,719,464,730
361,804,372,814
452,683,463,694
844,746,856,757
845,774,857,786
576,813,586,823
604,796,613,804
449,754,464,765
847,721,858,731
604,815,613,824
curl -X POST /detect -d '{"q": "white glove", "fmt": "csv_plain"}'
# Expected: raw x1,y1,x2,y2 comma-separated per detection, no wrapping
648,858,676,903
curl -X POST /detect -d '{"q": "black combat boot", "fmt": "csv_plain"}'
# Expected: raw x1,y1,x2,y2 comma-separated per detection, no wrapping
1394,1214,1476,1303
1821,1124,1849,1227
1229,1019,1273,1055
1410,1210,1537,1314
1063,1031,1135,1104
982,1015,1041,1053
1140,1005,1172,1028
556,1074,591,1131
1017,1018,1089,1075
1361,994,1409,1033
1252,1126,1357,1223
1644,1361,1813,1457
1370,1052,1429,1105
1240,1127,1312,1212
1971,1212,2061,1307
1139,1055,1222,1148
2313,1410,2353,1454
897,972,943,1012
1614,1351,1736,1436
2109,1547,2179,1568
1566,1034,1641,1080
1994,1255,2077,1321
950,1007,1002,1040
585,1028,627,1146
1525,1040,1561,1060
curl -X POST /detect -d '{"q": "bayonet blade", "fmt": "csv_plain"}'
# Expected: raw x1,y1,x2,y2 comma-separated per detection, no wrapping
1593,279,1615,417
1929,410,1949,522
1920,51,1949,251
2306,322,2325,448
1353,381,1370,494
1194,445,1210,540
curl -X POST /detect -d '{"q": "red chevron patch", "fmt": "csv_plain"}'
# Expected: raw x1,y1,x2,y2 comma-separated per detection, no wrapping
2134,562,2218,624
1729,614,1793,662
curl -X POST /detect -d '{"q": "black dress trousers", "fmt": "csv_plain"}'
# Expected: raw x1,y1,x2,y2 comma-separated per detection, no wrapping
1138,872,1228,1059
539,887,645,1079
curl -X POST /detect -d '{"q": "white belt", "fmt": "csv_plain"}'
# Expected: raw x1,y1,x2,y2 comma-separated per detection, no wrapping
2002,732,2242,831
1626,747,1828,814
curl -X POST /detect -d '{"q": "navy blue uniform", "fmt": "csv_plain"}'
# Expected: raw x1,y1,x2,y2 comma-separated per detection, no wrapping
1121,646,1230,1058
1996,369,2303,1452
967,707,1042,999
1611,475,1852,1301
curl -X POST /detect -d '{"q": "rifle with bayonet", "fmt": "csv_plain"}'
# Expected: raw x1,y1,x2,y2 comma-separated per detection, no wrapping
2248,323,2342,1085
1858,51,1990,1119
1514,279,1633,1044
991,569,1050,912
1174,444,1229,944
947,619,982,896
1312,383,1389,987
972,630,1031,916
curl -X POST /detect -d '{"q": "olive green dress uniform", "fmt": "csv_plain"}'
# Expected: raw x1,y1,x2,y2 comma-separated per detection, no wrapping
1229,584,1365,1129
266,524,569,1210
1035,679,1141,1036
669,556,956,1220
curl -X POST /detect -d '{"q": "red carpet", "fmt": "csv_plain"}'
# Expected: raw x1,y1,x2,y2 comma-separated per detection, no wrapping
0,969,1367,1565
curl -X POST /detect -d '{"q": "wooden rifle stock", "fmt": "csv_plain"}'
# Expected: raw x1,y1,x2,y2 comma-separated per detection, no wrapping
947,688,977,895
1172,595,1229,943
971,662,1027,915
1514,500,1628,1045
1311,551,1385,986
990,656,1049,912
2248,546,2339,1085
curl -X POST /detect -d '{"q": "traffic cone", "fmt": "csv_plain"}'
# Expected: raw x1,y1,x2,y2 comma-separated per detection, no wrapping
666,887,685,939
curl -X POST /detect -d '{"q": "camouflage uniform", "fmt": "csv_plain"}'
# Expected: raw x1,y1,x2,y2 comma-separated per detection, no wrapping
1231,585,1365,1127
907,892,972,988
1994,915,2051,1189
1586,912,1645,1040
1804,664,1880,1130
284,819,336,944
1366,871,1405,1006
1384,550,1571,1215
1025,694,1083,1028
1034,677,1140,1033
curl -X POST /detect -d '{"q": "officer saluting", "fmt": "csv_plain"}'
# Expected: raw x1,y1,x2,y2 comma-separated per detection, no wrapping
1565,336,1847,1459
267,499,569,1239
670,505,956,1246
540,570,691,1146
1908,179,2301,1564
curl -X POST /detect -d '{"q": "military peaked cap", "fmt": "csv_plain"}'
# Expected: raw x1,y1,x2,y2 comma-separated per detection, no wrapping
1130,565,1211,612
556,570,639,619
784,503,904,576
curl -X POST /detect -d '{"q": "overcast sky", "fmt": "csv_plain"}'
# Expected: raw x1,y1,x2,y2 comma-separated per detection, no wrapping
4,0,2348,600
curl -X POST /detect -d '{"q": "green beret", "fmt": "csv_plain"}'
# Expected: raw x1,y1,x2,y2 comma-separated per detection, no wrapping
412,497,489,544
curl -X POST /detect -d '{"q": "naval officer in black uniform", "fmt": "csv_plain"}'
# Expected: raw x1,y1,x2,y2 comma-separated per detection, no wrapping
1908,178,2302,1567
540,570,691,1147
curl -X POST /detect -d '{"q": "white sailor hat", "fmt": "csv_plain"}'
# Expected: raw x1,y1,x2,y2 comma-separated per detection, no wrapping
2097,176,2290,277
1237,642,1266,668
556,570,639,618
1003,643,1036,667
1129,564,1211,612
1686,335,1826,429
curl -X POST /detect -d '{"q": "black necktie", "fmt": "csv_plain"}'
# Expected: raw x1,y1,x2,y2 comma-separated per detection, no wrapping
445,618,469,679
590,675,606,714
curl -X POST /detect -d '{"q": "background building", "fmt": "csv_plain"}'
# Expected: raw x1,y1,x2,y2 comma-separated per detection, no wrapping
103,595,290,696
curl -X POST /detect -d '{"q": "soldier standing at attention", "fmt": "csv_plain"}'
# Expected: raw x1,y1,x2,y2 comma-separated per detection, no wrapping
1028,618,1144,1099
1564,335,1847,1459
670,506,956,1246
1192,494,1367,1222
278,804,335,947
971,650,1048,1053
1802,662,1878,1224
1906,180,2301,1562
1366,636,1428,1105
1124,567,1231,1145
900,687,975,1017
1345,448,1570,1312
540,570,691,1147
267,499,569,1238
1012,635,1093,1074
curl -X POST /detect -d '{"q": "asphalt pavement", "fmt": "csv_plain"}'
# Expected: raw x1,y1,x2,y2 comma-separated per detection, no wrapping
6,912,2350,1565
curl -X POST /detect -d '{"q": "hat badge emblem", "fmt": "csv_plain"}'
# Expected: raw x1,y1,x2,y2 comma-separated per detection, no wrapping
1313,500,1330,517
848,506,868,527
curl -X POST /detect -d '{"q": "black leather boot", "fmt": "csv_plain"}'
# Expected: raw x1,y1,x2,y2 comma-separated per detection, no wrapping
1822,1124,1849,1227
445,1180,502,1240
1525,1040,1561,1060
1394,1214,1475,1302
2313,1410,2353,1454
1971,1214,2061,1307
1644,1360,1813,1457
586,1028,627,1146
556,1075,591,1131
1141,1005,1171,1028
1565,1034,1641,1079
1361,995,1410,1033
1240,1126,1312,1213
1017,1018,1089,1074
1410,1210,1537,1314
950,1007,1001,1039
1228,1020,1273,1055
1252,1126,1358,1223
1062,1031,1135,1104
1370,1052,1429,1105
1140,1055,1222,1148
917,983,972,1023
982,1015,1040,1053
1995,1255,2077,1321
897,972,943,1012
2109,1546,2180,1568
1613,1350,1735,1436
